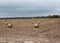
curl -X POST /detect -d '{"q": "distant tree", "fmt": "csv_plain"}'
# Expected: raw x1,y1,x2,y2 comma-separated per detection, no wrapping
52,15,60,18
47,15,60,18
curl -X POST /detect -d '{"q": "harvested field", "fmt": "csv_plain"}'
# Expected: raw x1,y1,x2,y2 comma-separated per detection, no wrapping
0,18,60,43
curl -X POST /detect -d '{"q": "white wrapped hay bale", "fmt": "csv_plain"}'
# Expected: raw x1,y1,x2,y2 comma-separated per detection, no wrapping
7,23,12,27
33,24,39,28
5,22,12,28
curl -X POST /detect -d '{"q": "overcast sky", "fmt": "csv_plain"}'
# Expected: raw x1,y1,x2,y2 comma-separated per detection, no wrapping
0,0,60,17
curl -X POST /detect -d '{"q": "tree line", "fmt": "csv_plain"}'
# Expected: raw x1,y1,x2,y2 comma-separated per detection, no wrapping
0,15,60,19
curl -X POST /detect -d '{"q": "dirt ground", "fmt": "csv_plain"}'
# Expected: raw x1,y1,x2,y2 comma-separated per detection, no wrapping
0,18,60,43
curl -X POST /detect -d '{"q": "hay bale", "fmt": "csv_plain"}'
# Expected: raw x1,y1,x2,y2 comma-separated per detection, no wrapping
5,22,12,28
7,23,12,28
7,23,12,26
34,24,39,28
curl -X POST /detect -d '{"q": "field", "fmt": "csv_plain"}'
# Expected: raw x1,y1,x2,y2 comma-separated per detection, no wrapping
0,18,60,43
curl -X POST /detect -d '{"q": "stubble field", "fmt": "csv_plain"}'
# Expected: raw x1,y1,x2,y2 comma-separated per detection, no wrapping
0,18,60,43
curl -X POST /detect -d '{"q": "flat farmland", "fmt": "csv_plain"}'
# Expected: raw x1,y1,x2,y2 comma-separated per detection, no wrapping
0,18,60,43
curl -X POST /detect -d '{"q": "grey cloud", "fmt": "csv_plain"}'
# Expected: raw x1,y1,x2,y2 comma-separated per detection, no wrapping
0,0,60,17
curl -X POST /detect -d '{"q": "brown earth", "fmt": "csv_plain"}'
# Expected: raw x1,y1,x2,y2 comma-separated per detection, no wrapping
0,18,60,43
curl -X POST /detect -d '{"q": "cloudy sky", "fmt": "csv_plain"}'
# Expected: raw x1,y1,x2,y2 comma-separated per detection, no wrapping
0,0,60,17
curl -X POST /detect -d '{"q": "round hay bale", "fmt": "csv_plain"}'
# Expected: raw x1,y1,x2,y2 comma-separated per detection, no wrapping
7,23,12,28
34,24,39,28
